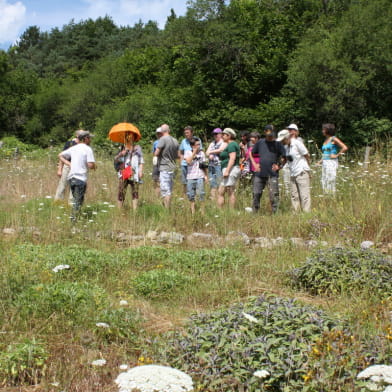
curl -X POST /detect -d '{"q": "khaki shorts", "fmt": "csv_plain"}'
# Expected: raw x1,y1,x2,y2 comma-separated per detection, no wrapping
220,166,241,187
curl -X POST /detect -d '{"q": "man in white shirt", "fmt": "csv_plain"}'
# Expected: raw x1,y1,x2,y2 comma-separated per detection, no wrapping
59,130,96,220
277,129,311,212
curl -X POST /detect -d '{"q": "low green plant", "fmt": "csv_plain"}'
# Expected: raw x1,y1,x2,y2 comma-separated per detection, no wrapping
94,308,143,344
289,247,392,297
0,338,48,387
133,269,190,299
15,281,108,324
164,295,340,391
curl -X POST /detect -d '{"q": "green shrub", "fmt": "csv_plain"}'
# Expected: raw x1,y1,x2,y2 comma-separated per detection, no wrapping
289,247,392,297
15,281,108,324
133,269,190,299
164,295,385,392
0,338,48,387
0,136,37,159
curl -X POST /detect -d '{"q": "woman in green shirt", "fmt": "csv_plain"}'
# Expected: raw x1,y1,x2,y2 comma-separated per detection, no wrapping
217,128,241,208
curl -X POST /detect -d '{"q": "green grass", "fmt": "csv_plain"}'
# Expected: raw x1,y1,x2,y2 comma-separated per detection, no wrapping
0,149,391,391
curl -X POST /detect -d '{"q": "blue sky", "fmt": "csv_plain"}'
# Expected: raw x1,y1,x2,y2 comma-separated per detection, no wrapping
0,0,188,49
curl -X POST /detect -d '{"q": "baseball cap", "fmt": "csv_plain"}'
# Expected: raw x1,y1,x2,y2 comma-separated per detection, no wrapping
77,130,94,140
222,128,236,138
277,129,290,142
212,128,222,134
156,127,163,133
287,123,299,131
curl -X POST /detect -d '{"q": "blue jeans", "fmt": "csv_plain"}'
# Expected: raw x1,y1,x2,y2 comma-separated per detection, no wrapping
208,165,222,189
186,178,205,202
181,165,188,185
69,178,87,218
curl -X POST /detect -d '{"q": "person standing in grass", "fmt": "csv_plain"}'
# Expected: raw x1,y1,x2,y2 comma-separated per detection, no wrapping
59,130,96,221
185,138,208,214
277,129,311,212
54,130,82,204
152,127,163,197
250,125,287,214
154,124,179,208
318,123,348,194
179,126,203,195
217,128,241,208
206,128,226,201
114,143,144,210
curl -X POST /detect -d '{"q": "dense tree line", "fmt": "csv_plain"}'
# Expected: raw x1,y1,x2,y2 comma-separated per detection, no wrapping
0,0,391,147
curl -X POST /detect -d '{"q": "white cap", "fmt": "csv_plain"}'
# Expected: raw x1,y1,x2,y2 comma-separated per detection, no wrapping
156,127,163,133
287,123,298,131
277,129,290,142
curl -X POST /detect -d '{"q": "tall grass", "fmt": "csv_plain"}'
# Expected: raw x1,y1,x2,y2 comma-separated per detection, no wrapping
0,146,391,391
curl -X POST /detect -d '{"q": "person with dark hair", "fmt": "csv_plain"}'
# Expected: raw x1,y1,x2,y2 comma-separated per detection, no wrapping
318,123,348,194
114,143,144,210
179,126,202,195
206,128,227,200
217,128,241,208
250,125,286,213
185,137,208,214
59,131,96,221
54,130,82,203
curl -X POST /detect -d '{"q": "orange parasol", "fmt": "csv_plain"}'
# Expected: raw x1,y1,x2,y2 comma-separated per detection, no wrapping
108,122,141,143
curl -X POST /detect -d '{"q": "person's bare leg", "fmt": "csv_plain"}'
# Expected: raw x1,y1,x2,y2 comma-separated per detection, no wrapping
217,186,225,208
132,199,138,210
190,201,195,214
227,186,236,208
163,195,171,208
210,188,217,200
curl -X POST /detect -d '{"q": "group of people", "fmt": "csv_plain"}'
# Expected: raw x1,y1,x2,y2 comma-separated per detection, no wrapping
54,122,348,219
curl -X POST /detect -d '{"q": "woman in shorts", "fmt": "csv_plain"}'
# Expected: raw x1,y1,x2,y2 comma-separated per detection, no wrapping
114,144,144,210
185,138,208,214
217,128,241,208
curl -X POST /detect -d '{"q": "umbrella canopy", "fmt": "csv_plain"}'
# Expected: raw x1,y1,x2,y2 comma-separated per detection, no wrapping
108,123,141,143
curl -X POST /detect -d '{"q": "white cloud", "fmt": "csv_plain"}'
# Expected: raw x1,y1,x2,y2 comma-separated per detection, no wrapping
83,0,187,28
0,0,26,45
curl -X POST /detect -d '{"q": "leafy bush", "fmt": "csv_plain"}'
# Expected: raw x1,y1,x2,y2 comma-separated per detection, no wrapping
133,269,190,299
15,281,108,324
164,295,340,391
0,338,48,387
0,136,37,159
289,247,392,297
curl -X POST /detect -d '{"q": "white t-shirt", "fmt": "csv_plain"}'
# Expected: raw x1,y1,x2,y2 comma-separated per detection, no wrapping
286,138,310,177
61,143,95,182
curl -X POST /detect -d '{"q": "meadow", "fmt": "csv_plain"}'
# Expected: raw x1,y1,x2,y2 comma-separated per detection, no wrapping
0,142,391,392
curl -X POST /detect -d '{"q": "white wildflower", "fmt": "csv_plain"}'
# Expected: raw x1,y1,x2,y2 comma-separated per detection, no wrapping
242,312,258,323
91,359,107,366
45,195,52,199
115,365,193,392
21,195,26,198
245,207,253,213
119,364,129,370
119,300,128,306
52,264,70,273
254,370,270,379
109,204,115,208
96,322,110,328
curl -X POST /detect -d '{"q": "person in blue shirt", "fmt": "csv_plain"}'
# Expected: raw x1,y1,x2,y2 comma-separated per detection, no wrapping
318,123,348,194
179,126,202,194
152,127,163,197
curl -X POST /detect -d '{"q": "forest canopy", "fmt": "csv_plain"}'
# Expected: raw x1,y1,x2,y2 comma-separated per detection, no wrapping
0,0,391,147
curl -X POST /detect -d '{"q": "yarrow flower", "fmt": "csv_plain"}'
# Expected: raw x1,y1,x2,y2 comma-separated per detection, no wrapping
119,300,128,306
91,359,107,366
52,264,70,273
254,370,270,379
115,365,193,392
242,312,258,323
96,322,110,328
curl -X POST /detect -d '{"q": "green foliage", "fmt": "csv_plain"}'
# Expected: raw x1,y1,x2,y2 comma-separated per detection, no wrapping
165,295,341,391
133,269,191,299
0,136,37,158
15,281,108,323
94,308,142,344
0,338,48,387
290,247,392,297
